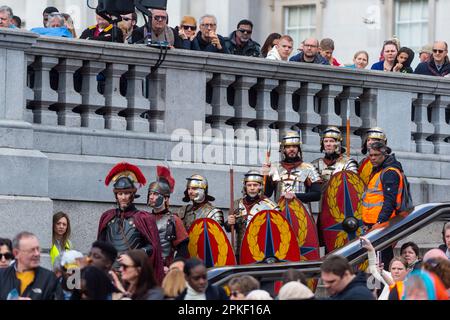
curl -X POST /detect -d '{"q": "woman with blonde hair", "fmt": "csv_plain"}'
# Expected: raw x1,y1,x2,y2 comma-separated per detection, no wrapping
50,211,72,268
162,268,187,299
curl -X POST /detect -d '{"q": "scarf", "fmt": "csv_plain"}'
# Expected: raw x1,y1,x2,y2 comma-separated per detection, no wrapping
184,283,206,300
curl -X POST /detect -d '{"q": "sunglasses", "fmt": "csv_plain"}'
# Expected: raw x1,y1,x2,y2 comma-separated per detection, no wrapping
433,49,445,54
153,15,167,22
201,23,216,28
182,25,196,31
0,253,13,260
238,29,252,34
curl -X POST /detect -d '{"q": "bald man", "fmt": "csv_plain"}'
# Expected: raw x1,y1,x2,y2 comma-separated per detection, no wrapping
414,41,450,77
290,37,329,65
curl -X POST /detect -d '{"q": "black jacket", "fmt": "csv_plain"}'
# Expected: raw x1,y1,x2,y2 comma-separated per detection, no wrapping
330,272,376,300
224,31,261,57
175,284,229,300
0,263,61,300
371,154,405,223
129,25,183,48
289,52,330,64
414,58,450,77
192,32,229,54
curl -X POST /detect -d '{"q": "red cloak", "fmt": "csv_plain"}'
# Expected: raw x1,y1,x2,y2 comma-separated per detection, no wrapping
97,208,165,285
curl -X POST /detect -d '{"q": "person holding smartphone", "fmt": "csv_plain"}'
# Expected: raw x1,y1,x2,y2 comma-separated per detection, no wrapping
192,15,229,54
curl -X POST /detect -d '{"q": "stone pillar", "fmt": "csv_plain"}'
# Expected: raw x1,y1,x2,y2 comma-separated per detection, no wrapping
78,61,106,129
317,84,343,129
412,94,435,154
28,56,59,126
232,76,257,140
125,65,150,132
276,80,301,133
102,63,128,131
298,82,322,146
254,78,278,136
338,87,363,151
147,68,167,133
208,73,235,136
431,95,450,155
54,58,82,127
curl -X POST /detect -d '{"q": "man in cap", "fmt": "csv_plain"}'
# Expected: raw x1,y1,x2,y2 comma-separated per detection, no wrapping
177,174,224,231
358,127,388,185
312,126,358,185
97,162,164,284
263,131,322,205
419,44,432,63
147,166,189,269
225,170,278,259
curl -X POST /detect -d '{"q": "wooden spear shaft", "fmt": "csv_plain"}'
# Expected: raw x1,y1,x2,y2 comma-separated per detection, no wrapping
230,161,235,250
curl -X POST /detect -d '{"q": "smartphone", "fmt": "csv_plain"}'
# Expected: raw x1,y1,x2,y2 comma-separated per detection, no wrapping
376,251,381,266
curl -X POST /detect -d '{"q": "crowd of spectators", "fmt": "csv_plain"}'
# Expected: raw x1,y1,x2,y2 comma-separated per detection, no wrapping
1,4,449,78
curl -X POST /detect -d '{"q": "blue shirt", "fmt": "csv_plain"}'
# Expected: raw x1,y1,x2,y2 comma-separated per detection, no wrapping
30,27,73,38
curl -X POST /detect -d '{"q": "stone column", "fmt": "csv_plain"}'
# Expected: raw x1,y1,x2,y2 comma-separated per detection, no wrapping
125,65,150,132
430,95,450,155
232,76,257,140
298,82,322,146
147,68,167,133
102,63,128,131
317,84,343,129
254,78,278,138
78,61,106,129
412,94,435,153
54,58,82,127
276,80,301,133
208,74,235,137
338,87,363,151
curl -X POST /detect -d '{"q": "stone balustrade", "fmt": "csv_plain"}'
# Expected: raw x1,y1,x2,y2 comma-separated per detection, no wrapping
0,29,449,254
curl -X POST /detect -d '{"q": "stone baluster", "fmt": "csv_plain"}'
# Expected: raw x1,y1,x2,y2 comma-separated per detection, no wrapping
430,95,450,154
204,72,214,132
232,76,257,140
28,56,58,125
297,82,322,146
254,78,278,139
338,87,363,151
208,74,235,136
24,55,35,124
124,65,150,132
147,68,166,133
77,61,106,129
359,88,378,130
102,63,128,130
412,94,435,153
54,58,82,127
317,84,343,129
276,80,301,134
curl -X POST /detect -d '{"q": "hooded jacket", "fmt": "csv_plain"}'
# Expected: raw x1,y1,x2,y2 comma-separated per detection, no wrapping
369,154,405,223
329,272,376,300
392,47,415,73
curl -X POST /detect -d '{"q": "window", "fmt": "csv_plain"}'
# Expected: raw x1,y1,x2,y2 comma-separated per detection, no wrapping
395,0,428,50
284,5,316,47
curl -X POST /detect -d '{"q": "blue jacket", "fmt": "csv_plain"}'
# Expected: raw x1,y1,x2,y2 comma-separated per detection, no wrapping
289,52,329,65
30,27,73,38
371,60,385,70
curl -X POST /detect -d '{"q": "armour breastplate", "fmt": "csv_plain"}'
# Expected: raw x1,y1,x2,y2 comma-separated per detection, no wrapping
155,214,172,258
105,216,144,254
237,198,279,227
181,202,224,231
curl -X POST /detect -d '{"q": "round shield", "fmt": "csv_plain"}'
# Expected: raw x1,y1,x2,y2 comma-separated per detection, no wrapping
319,171,365,253
240,210,300,265
278,197,320,261
187,218,236,267
358,157,372,186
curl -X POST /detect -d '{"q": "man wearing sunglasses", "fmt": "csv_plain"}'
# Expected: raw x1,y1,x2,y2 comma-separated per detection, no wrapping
118,12,137,44
130,8,182,48
415,41,450,77
224,19,260,57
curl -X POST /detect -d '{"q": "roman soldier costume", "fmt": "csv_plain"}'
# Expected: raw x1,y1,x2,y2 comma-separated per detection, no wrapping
312,126,358,184
224,170,279,257
177,175,224,231
147,166,189,267
264,131,322,204
97,162,164,284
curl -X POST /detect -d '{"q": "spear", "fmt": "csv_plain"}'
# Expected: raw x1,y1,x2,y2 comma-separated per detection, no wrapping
262,133,271,195
346,99,351,159
229,161,235,250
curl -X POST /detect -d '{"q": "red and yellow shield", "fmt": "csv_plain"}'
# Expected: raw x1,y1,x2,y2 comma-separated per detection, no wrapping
358,157,372,186
187,218,236,267
278,197,320,261
239,210,300,265
319,171,365,253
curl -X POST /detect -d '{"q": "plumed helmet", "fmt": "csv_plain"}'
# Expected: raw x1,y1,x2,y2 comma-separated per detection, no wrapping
105,162,146,197
320,126,343,153
182,174,215,202
147,166,175,198
361,127,387,155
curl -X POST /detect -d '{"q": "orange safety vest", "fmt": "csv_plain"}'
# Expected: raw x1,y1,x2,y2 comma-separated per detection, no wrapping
361,167,404,224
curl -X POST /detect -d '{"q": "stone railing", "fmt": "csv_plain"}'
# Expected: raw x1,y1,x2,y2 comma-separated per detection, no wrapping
0,29,449,253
